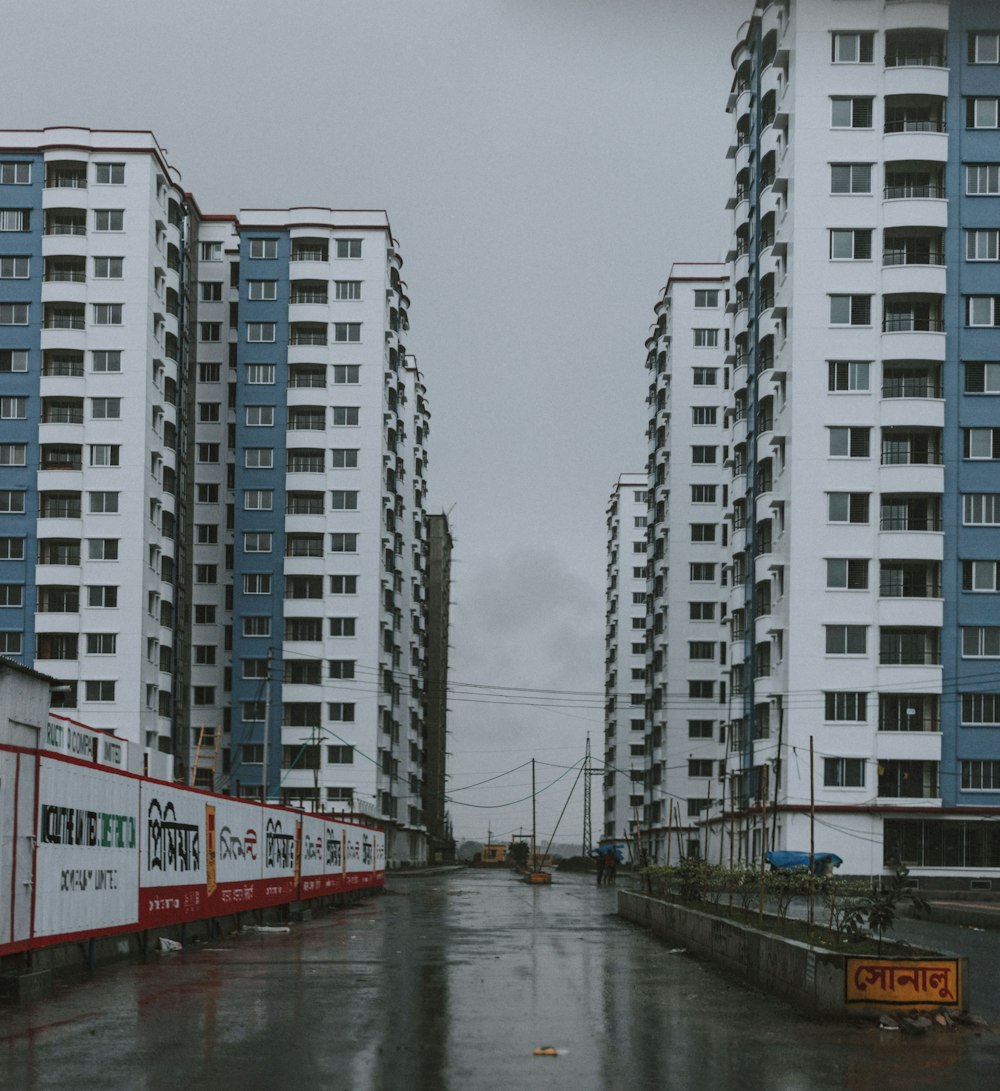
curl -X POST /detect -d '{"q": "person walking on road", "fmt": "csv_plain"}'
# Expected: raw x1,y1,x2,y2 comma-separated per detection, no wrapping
603,849,617,886
595,851,605,886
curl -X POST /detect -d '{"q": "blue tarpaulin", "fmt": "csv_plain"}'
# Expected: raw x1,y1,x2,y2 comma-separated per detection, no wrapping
766,851,843,873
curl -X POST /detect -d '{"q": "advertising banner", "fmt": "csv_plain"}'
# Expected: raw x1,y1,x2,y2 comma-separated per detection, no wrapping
259,808,300,906
204,796,264,913
33,757,140,940
138,782,207,928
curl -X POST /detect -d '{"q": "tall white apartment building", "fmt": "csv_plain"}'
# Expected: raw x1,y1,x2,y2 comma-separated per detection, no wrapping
603,472,649,841
0,129,439,864
0,128,195,776
641,266,730,864
716,0,1000,876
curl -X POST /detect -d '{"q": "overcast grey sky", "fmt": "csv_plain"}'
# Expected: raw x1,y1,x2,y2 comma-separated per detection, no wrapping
6,0,747,845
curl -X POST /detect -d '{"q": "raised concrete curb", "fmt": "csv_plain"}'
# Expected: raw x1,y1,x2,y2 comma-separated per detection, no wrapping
618,890,967,1018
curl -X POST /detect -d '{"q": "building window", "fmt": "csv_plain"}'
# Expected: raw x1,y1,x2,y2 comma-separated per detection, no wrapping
962,626,1000,658
832,31,874,63
967,296,1000,327
90,397,121,420
692,368,718,386
336,238,362,258
334,281,362,300
84,680,116,702
249,238,278,260
0,162,31,184
331,448,359,469
967,230,1000,262
193,686,216,706
967,164,1000,195
825,692,867,722
688,760,714,778
0,303,28,325
332,406,360,426
0,489,26,512
692,407,717,427
92,350,122,373
962,694,1000,726
828,360,870,392
243,573,272,595
688,641,715,660
970,32,1000,65
693,328,719,348
0,209,29,232
248,280,277,300
690,524,716,542
87,586,118,608
691,485,716,503
826,558,869,589
962,761,1000,791
688,720,714,739
831,97,873,129
327,744,355,762
94,210,124,232
831,164,872,195
829,229,872,260
196,605,218,625
963,494,1000,525
830,295,871,325
824,758,865,788
0,444,26,466
688,681,714,699
94,163,124,184
964,428,1000,459
963,560,1000,592
828,492,869,523
825,625,867,655
828,426,870,458
196,483,219,503
243,489,273,511
89,445,119,466
244,531,272,553
92,304,122,326
0,538,25,560
965,363,1000,393
691,445,717,464
693,290,719,308
0,584,23,607
88,491,119,514
329,617,357,637
689,563,715,582
86,633,117,655
0,350,28,372
87,538,118,560
334,322,361,342
333,364,360,384
247,322,276,342
327,703,356,722
967,98,1000,129
245,447,274,469
197,443,220,463
200,242,222,261
200,281,223,302
196,564,218,584
199,362,221,383
330,575,358,594
241,615,269,636
93,257,123,279
330,533,358,553
246,405,274,427
199,322,221,342
0,256,29,279
247,364,275,384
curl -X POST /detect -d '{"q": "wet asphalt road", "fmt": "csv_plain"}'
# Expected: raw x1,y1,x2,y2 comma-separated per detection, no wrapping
3,869,1000,1090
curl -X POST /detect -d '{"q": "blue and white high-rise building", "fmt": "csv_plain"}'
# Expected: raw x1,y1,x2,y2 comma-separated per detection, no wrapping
719,0,1000,875
0,129,436,864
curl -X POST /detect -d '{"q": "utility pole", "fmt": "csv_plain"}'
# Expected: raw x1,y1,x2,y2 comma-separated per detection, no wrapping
582,734,592,857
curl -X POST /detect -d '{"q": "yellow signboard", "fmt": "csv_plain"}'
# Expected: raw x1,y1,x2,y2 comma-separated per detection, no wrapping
205,804,217,898
846,958,960,1007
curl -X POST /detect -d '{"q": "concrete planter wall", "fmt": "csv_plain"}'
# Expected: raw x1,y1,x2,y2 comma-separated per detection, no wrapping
618,890,967,1018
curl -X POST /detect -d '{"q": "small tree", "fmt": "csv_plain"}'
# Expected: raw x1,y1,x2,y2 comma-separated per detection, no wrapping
766,867,809,932
864,863,929,955
508,840,529,868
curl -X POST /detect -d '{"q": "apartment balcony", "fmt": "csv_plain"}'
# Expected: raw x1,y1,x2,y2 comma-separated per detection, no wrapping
876,733,941,765
878,391,943,429
881,296,945,360
41,351,84,379
876,759,939,802
877,596,942,630
883,2,948,34
881,260,946,297
878,693,940,734
42,184,87,212
879,626,940,667
883,65,949,100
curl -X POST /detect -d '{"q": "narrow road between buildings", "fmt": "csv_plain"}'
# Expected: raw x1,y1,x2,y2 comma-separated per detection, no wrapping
2,869,999,1090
